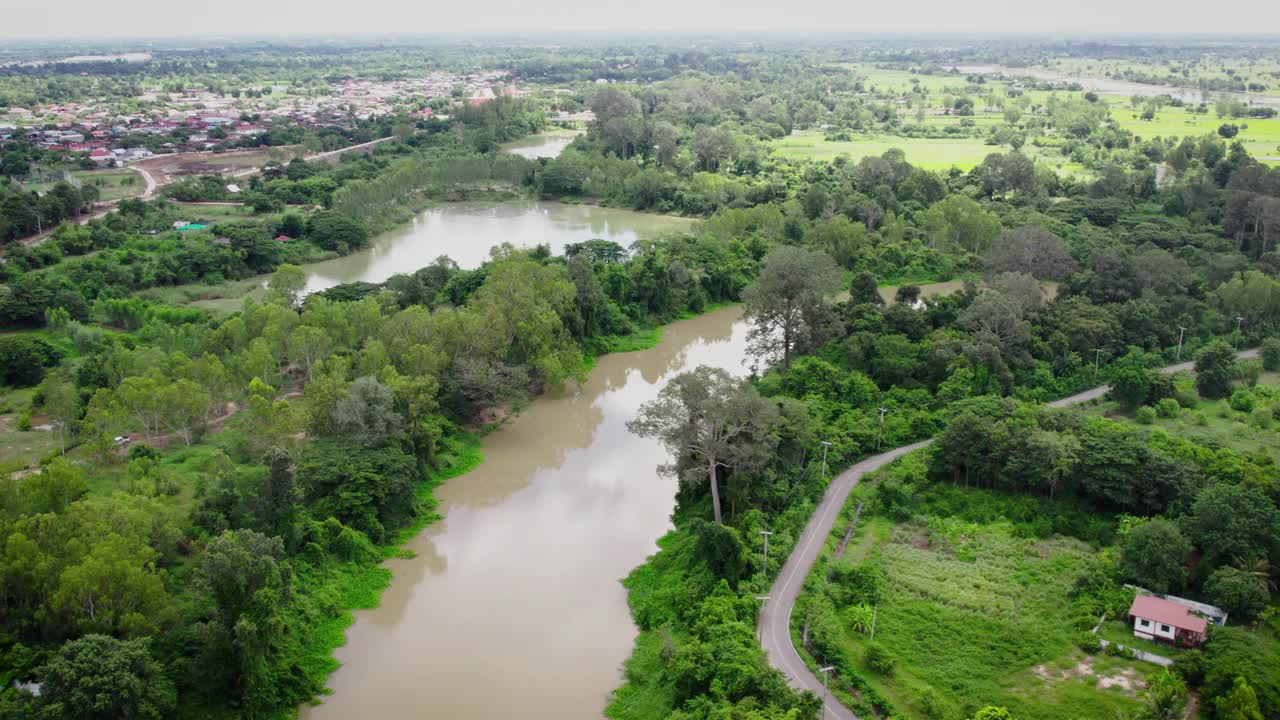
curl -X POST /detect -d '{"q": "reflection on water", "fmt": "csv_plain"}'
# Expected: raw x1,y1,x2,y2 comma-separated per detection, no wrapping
300,306,748,720
302,201,694,294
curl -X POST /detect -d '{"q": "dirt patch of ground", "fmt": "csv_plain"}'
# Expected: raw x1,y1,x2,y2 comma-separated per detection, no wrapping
1032,656,1145,695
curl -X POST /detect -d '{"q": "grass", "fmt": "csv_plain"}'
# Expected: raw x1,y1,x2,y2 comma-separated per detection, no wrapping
770,132,999,169
1108,104,1280,161
170,202,260,222
1096,620,1183,659
1081,375,1280,464
794,466,1150,720
74,167,145,201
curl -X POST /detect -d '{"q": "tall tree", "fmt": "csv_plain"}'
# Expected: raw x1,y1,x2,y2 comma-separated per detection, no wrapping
627,366,779,523
36,635,176,720
1194,339,1239,399
741,246,843,371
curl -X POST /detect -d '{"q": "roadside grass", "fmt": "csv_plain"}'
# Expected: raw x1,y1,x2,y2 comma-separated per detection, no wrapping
794,462,1148,720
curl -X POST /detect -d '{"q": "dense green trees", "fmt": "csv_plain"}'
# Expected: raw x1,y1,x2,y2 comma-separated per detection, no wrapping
33,634,176,720
0,334,61,386
742,246,843,371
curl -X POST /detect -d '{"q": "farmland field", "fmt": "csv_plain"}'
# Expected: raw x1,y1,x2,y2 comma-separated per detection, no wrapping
770,132,998,168
769,131,1089,175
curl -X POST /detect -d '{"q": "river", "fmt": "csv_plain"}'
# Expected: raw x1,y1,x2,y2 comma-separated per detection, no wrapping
301,201,694,293
300,303,752,720
502,130,583,159
294,201,981,718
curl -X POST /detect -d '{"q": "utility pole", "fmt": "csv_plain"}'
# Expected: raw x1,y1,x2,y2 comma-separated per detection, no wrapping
759,530,773,580
819,440,832,478
876,407,888,450
1093,348,1103,378
1235,316,1244,350
818,666,836,719
1176,326,1187,362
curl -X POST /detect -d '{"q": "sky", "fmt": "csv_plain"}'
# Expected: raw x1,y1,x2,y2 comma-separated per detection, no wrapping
4,0,1280,38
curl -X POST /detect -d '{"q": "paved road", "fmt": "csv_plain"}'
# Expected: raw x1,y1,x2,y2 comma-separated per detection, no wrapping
758,348,1259,718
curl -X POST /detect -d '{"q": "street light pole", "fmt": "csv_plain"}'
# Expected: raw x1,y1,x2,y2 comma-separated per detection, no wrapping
819,440,832,478
876,407,888,450
1093,348,1103,378
1235,316,1244,350
759,530,773,579
819,666,836,719
1176,326,1187,362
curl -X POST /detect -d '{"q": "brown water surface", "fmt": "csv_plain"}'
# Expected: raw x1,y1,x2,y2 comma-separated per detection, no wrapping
300,305,750,720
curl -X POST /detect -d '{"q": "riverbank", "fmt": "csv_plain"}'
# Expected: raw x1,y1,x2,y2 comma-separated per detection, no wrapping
300,303,753,719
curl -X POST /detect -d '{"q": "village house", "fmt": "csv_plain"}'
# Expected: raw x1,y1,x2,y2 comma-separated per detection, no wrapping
1128,593,1226,648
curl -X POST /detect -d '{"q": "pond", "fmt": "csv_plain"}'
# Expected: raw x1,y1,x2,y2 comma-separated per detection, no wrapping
301,201,695,294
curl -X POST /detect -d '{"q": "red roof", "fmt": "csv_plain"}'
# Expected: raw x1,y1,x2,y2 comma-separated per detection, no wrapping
1129,595,1207,634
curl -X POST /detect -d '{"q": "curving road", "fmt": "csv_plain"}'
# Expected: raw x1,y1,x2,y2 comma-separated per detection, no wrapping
758,348,1259,718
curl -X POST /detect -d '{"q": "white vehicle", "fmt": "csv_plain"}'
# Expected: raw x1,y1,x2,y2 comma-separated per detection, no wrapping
113,435,131,447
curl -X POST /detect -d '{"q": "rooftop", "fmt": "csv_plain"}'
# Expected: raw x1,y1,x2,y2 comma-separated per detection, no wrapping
1129,594,1208,634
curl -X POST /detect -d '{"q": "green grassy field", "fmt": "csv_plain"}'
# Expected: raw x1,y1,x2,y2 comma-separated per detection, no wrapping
801,493,1152,720
74,167,145,201
769,131,1091,176
169,202,259,222
1107,103,1280,162
25,167,145,202
770,132,998,169
1081,374,1280,464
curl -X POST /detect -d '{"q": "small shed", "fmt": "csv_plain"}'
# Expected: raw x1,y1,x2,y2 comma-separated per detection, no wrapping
1129,594,1211,647
212,236,232,246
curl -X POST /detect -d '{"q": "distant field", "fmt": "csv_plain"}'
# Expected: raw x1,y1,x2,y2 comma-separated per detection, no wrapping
770,131,1090,176
770,131,997,169
1107,104,1280,162
24,167,144,202
74,167,145,201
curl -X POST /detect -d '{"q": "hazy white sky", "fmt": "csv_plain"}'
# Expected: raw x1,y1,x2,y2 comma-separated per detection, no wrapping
4,0,1279,38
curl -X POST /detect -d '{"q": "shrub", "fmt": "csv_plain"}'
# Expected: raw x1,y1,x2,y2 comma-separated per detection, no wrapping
864,642,896,675
1135,406,1157,424
1230,389,1255,413
1250,408,1272,429
1105,641,1135,658
1262,337,1280,371
1205,566,1269,621
1155,398,1181,418
1193,411,1209,426
1077,632,1103,653
0,335,63,387
16,411,32,431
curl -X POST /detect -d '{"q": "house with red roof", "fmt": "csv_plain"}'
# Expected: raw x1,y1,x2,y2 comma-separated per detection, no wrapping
1128,594,1219,647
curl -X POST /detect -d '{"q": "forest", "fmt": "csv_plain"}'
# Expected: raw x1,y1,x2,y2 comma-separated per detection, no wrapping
1,34,1280,720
